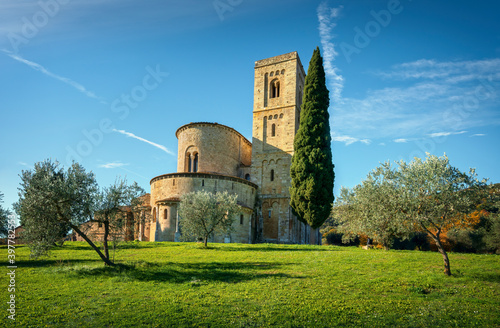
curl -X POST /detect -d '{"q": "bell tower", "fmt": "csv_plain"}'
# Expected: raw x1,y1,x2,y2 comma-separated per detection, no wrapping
251,52,306,243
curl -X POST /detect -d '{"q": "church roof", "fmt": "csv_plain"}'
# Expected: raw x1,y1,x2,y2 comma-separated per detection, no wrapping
175,122,252,147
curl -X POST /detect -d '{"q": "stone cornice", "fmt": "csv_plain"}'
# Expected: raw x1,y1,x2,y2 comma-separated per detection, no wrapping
150,172,258,189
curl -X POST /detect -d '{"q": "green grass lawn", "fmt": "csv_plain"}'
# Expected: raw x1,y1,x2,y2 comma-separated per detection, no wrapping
1,242,499,327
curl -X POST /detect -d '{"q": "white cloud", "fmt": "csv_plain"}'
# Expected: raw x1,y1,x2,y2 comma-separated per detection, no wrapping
394,138,409,143
99,162,128,169
471,133,486,137
427,131,467,138
331,133,371,146
377,58,500,82
113,129,175,156
2,50,107,104
317,2,344,103
329,58,500,142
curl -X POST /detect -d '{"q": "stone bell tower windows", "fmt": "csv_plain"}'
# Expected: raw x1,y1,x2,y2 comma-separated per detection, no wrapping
270,79,280,98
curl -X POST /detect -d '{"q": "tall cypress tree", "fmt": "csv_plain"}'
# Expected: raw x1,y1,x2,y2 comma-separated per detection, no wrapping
290,47,334,229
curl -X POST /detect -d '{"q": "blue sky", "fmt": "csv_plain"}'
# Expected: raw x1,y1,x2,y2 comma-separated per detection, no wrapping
1,0,499,218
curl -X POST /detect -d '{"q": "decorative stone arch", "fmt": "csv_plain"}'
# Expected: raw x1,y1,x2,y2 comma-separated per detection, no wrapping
270,78,280,98
185,146,199,172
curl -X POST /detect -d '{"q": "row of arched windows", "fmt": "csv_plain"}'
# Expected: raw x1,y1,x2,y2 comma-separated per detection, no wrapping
269,69,285,77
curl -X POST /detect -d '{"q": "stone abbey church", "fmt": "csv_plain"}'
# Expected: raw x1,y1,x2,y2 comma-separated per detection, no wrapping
83,52,321,245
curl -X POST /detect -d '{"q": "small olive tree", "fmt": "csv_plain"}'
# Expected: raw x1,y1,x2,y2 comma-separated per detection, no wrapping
178,191,239,247
336,154,487,276
92,178,145,261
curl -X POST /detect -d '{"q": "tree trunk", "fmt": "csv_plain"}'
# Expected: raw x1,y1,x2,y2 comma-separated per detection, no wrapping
70,223,114,266
431,232,451,276
204,236,208,248
103,220,110,261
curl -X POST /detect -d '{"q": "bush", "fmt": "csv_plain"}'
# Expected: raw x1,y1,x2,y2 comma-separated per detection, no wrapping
392,233,431,251
323,228,359,246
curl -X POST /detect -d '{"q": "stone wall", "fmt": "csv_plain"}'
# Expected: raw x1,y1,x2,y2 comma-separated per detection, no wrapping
150,173,257,243
176,123,252,177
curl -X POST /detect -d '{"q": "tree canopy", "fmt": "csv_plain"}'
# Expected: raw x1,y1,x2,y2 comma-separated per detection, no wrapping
335,153,487,276
92,178,145,262
0,192,11,238
14,159,145,265
178,191,239,247
290,46,334,229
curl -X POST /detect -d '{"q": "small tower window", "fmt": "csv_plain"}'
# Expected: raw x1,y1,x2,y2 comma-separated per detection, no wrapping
153,208,157,223
270,169,275,182
193,153,199,173
202,179,205,187
187,153,192,172
270,80,280,98
245,174,250,181
164,209,168,222
271,124,276,137
240,214,244,225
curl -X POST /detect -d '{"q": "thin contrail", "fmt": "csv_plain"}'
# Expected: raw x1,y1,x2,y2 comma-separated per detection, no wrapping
2,49,107,104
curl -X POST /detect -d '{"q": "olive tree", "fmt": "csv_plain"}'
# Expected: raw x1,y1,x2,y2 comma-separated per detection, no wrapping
335,175,405,249
14,160,101,259
178,191,239,247
336,154,487,276
93,178,145,261
14,159,145,266
0,192,11,238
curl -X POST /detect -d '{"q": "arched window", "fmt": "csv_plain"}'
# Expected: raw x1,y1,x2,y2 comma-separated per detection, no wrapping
270,80,280,98
193,153,199,173
271,124,276,137
270,169,274,182
164,209,168,222
245,174,250,181
187,153,192,172
240,214,244,225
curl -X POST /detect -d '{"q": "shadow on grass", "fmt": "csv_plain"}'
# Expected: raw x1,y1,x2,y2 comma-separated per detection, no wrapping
215,245,335,252
467,272,500,283
67,261,305,284
16,259,102,268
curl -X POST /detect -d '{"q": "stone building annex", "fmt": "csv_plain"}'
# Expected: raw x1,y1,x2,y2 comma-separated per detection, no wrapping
80,52,322,245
